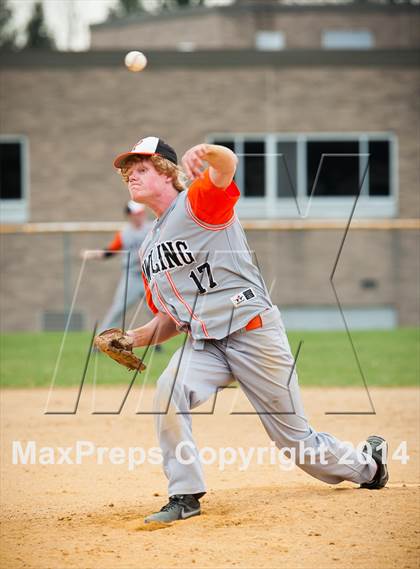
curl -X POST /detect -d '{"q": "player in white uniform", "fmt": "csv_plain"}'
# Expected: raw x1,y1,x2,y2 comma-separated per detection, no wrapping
112,136,388,524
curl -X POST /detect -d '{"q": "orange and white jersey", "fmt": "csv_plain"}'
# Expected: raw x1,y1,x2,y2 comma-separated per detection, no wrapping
140,169,272,340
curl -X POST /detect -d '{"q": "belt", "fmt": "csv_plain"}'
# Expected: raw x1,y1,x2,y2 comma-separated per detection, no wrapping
192,311,266,350
245,313,263,332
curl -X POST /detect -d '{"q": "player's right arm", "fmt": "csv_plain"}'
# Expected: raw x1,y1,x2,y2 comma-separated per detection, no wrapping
182,144,240,227
127,312,180,347
182,143,237,188
81,231,123,260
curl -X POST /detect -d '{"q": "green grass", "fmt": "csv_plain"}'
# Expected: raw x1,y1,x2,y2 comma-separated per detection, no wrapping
288,328,419,387
0,329,418,388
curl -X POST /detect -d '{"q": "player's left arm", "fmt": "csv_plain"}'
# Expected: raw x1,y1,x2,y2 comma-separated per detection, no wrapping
182,143,238,188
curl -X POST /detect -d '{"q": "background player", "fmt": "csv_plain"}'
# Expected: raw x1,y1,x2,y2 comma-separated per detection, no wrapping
113,136,388,524
82,201,152,332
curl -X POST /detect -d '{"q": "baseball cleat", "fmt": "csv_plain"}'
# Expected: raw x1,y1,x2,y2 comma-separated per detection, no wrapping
144,494,201,523
360,435,389,490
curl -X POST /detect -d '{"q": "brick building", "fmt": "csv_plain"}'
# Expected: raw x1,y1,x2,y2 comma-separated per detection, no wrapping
91,2,420,51
0,1,419,331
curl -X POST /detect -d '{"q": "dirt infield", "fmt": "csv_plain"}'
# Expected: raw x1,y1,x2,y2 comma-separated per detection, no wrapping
1,386,419,569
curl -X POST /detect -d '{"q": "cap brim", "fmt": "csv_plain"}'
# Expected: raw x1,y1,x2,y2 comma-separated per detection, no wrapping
113,151,155,169
127,201,145,213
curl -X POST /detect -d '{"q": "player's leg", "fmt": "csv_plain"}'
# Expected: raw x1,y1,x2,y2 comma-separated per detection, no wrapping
226,306,380,486
146,337,233,522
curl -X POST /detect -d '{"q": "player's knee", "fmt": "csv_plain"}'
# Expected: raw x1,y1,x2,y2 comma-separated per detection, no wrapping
154,372,187,412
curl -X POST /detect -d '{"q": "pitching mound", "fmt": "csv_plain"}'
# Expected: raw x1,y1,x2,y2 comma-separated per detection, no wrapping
1,387,418,568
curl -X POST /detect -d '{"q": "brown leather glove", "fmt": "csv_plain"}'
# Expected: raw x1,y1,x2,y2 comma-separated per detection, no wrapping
94,328,146,372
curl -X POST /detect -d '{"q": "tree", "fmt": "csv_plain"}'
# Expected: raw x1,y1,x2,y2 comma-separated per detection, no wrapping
165,0,205,7
108,0,205,19
0,0,17,49
158,0,205,10
119,0,144,13
108,0,145,19
169,0,195,6
23,1,55,50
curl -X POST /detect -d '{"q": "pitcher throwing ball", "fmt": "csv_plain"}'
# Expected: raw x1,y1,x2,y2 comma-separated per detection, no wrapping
112,136,388,523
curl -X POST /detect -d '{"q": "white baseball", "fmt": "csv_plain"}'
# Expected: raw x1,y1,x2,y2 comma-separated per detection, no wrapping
124,51,147,72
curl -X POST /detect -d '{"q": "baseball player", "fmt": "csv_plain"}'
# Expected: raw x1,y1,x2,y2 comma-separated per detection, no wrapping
112,136,388,524
82,201,153,332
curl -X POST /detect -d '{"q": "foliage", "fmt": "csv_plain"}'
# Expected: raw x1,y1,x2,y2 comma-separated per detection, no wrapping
108,0,145,19
108,0,205,19
23,1,55,50
161,0,205,8
0,0,17,49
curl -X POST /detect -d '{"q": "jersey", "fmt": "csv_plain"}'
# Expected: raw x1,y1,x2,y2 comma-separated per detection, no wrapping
107,222,152,273
140,169,272,340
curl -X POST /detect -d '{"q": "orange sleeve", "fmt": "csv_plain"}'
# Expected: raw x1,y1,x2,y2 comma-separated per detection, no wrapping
107,231,123,252
187,168,240,225
142,273,159,314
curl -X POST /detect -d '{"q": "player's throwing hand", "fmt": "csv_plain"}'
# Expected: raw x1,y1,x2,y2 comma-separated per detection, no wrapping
181,144,209,180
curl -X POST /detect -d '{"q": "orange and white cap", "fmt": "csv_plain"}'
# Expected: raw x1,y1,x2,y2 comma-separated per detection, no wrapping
114,136,178,168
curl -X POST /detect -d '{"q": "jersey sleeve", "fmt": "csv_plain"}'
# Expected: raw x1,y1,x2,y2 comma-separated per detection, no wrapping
106,231,123,252
142,273,159,315
187,168,240,226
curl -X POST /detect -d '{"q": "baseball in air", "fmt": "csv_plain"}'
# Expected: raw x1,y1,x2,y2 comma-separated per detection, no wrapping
124,51,148,72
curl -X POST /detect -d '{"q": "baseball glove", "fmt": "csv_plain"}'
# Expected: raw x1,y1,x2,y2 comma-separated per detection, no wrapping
94,328,146,372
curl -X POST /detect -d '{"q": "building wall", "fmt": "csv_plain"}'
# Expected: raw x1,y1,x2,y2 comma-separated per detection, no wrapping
91,12,253,51
90,9,420,50
270,12,420,49
1,60,419,330
1,65,419,221
1,227,418,331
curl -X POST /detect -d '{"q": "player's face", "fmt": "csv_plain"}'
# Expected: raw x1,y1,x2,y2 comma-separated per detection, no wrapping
126,160,165,203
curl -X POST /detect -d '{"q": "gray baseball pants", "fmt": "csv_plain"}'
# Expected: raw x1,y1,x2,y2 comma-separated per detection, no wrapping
154,306,377,496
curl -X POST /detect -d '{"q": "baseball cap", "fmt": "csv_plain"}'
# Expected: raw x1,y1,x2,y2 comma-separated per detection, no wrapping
114,136,178,168
127,200,145,214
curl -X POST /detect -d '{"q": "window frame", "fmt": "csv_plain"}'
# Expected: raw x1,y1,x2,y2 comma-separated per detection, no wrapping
0,135,30,223
207,132,398,219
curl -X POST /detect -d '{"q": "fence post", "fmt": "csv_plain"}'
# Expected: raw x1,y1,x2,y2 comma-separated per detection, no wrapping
63,232,72,319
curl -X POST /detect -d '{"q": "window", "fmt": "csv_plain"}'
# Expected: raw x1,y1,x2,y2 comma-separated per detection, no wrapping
322,30,374,50
177,41,196,52
277,141,297,198
306,140,359,197
244,140,265,197
369,140,390,196
255,31,285,51
0,136,29,223
207,133,397,219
